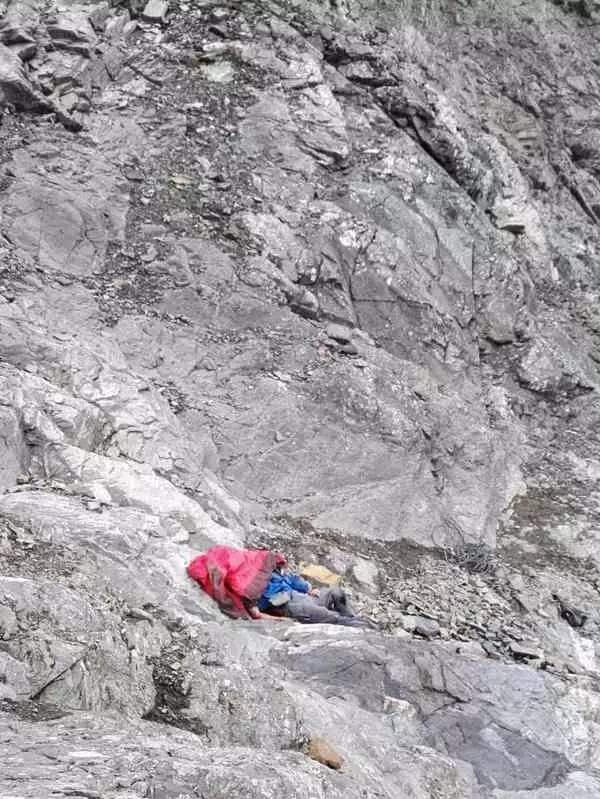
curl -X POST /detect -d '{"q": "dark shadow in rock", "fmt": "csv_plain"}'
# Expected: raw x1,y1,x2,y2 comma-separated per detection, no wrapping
143,649,210,738
0,698,68,722
553,594,588,628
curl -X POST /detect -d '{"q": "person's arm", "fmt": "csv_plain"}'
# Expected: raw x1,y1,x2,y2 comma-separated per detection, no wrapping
247,605,285,621
289,574,311,594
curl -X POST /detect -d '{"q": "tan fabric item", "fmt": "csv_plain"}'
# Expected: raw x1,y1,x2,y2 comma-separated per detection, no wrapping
299,563,341,587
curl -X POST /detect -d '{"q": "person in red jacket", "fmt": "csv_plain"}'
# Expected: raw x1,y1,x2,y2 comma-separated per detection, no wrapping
254,556,364,627
188,547,367,627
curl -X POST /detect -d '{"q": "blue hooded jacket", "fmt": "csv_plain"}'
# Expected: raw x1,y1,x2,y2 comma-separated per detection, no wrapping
258,570,311,611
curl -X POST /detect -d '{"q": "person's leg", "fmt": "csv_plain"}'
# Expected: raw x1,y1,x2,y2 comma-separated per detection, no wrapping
317,586,355,616
316,587,376,628
286,591,361,626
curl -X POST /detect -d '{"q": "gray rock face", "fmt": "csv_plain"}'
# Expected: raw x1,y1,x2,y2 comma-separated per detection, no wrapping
2,0,600,797
0,41,48,109
142,0,168,23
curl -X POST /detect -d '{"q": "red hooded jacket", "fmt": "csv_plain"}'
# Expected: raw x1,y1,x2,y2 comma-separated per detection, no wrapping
187,546,281,618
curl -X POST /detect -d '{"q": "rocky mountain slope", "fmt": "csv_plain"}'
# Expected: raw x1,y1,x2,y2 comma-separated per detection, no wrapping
2,0,600,796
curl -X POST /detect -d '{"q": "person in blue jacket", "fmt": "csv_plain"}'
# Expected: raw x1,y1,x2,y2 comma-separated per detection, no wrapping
255,555,363,626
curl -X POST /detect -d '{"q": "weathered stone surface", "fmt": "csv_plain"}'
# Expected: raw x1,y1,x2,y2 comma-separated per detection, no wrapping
0,41,48,110
88,2,112,32
1,0,600,796
275,627,600,791
0,122,134,275
413,616,441,639
142,0,169,23
351,556,378,590
0,651,30,700
0,711,367,799
0,404,28,492
510,641,545,661
47,11,97,47
0,1,40,46
492,771,600,798
0,603,18,639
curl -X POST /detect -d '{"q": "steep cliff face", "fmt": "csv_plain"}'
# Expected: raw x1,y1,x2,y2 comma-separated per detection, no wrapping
2,1,600,797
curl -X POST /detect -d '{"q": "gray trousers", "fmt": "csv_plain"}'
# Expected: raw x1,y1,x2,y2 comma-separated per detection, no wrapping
285,587,362,626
